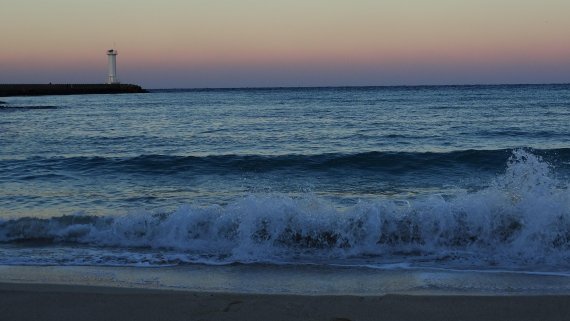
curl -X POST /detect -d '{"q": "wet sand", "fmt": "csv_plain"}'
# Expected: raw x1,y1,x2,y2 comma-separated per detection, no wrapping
1,282,569,321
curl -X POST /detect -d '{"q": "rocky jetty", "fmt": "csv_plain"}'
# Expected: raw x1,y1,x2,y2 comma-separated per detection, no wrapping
0,84,147,97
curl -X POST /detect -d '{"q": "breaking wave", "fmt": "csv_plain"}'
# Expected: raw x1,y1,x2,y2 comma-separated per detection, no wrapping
1,150,569,270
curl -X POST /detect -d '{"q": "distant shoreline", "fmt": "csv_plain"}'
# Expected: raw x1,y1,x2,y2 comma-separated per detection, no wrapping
0,84,147,97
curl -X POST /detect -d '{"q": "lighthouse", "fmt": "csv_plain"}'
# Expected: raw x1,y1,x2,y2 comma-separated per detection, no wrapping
106,49,119,84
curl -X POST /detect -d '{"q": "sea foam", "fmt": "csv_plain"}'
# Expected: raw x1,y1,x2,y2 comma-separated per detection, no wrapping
1,150,569,270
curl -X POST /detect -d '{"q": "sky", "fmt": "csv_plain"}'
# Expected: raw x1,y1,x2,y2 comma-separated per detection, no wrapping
1,0,569,88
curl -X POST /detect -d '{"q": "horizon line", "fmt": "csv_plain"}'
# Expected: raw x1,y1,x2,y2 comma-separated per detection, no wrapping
147,82,570,91
2,82,569,91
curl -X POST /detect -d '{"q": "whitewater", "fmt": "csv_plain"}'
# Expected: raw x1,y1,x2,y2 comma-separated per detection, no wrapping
1,149,569,272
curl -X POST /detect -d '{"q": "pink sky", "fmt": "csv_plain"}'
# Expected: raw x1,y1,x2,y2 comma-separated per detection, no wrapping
1,0,569,88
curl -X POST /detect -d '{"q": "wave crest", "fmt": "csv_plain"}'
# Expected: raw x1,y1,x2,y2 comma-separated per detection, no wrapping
1,150,569,269
4,148,570,175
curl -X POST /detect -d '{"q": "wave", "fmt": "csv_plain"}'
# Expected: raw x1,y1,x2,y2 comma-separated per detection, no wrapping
1,150,569,269
2,148,570,177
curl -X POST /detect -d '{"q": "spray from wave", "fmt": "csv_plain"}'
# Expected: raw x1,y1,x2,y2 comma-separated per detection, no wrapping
1,150,569,270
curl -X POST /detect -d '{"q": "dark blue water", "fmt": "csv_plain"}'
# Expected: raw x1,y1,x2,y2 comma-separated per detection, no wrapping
1,85,570,272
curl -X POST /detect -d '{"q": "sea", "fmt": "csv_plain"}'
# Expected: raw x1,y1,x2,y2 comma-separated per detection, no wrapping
1,84,570,294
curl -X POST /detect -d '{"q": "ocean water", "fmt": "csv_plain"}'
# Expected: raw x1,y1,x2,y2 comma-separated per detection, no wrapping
1,84,570,277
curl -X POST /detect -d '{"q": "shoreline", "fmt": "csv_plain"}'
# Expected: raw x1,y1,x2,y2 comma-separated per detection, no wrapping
2,282,569,321
2,264,570,296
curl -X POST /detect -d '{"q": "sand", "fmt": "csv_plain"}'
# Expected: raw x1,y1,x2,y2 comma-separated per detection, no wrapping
1,282,569,321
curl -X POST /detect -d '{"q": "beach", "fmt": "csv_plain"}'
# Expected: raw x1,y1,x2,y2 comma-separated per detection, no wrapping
1,264,570,320
1,282,569,321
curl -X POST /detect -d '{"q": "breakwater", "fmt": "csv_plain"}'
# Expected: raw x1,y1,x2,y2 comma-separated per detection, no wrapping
0,84,147,97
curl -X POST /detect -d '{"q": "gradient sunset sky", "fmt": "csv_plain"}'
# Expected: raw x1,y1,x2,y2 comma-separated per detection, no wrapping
1,0,569,88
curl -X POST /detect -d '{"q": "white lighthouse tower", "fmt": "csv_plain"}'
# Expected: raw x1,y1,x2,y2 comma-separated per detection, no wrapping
106,49,119,84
